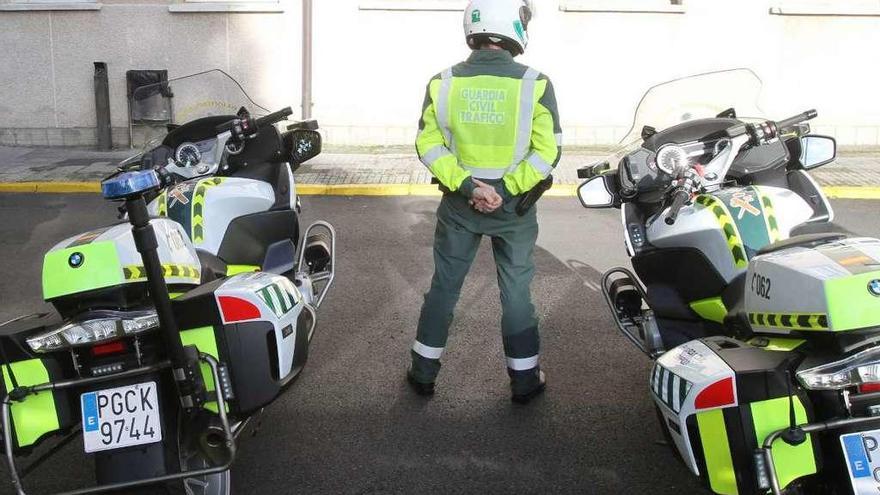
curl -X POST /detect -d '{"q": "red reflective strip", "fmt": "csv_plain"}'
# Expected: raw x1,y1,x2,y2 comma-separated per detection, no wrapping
859,383,880,393
218,296,261,322
91,340,126,356
695,377,735,410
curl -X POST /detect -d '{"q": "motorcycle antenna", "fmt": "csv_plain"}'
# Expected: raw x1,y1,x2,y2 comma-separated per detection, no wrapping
781,370,807,446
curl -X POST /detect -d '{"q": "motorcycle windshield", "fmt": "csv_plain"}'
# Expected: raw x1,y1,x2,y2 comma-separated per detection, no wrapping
597,68,766,168
128,69,271,152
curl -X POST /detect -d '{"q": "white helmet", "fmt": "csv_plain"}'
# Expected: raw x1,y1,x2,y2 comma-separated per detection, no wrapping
464,0,534,56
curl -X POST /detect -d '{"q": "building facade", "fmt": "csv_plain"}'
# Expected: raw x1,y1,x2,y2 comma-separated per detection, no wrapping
1,0,879,148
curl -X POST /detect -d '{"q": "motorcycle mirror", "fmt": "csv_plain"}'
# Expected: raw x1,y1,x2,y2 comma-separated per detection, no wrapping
800,135,836,170
284,129,322,167
577,175,616,209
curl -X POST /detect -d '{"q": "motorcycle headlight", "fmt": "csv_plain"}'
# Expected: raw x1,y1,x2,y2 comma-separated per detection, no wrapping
26,310,159,353
796,346,880,390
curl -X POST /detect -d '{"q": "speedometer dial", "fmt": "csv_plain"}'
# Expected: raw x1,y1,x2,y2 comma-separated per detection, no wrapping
656,145,687,175
175,143,201,167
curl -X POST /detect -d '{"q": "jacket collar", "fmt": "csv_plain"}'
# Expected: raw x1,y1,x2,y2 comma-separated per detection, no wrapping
466,49,515,65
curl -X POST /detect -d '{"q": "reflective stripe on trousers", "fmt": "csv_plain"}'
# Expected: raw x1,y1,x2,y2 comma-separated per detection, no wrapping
412,341,444,360
506,355,539,371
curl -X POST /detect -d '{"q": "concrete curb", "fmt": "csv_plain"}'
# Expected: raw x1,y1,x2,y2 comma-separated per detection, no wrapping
0,182,878,199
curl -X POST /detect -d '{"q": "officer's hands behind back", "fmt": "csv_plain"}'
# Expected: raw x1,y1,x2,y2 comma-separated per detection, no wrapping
470,179,502,213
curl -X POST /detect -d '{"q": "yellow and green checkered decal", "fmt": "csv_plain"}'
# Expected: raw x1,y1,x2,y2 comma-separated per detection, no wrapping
756,188,781,244
695,195,749,269
748,312,829,331
192,177,225,244
123,263,200,283
696,187,783,271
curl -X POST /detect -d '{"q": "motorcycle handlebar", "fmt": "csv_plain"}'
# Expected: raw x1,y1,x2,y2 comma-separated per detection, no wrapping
726,109,818,143
664,188,691,225
215,107,294,138
255,107,293,129
776,109,817,130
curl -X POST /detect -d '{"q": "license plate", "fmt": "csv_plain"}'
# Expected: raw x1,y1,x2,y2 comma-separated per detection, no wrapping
80,381,163,453
841,429,880,494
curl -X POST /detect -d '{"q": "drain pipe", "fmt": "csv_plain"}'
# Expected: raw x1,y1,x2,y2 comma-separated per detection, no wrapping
94,62,113,150
301,0,313,120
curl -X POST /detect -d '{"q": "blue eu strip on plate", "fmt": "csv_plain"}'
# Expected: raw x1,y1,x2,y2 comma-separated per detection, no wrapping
81,392,99,433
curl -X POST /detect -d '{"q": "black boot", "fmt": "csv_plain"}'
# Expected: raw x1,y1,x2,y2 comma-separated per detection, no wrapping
406,367,435,397
510,369,546,404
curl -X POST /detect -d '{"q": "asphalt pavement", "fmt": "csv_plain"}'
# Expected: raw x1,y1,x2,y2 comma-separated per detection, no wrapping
0,195,878,494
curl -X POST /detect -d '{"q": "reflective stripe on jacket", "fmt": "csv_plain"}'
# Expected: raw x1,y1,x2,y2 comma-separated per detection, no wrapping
416,49,562,196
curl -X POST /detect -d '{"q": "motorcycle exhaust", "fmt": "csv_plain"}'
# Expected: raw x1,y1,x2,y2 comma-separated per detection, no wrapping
198,415,232,467
600,267,665,359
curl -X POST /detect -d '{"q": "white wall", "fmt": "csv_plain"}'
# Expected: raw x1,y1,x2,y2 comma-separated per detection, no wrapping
313,0,880,146
1,0,879,147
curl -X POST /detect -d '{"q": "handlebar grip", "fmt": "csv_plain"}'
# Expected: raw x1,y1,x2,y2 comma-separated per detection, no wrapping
664,189,690,225
776,109,817,130
255,107,293,128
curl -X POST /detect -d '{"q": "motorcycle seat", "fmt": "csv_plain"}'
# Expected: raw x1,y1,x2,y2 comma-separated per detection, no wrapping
196,249,228,284
757,232,846,256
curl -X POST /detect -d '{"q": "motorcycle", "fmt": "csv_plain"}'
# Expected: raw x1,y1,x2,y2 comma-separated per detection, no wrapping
577,69,880,494
0,69,336,494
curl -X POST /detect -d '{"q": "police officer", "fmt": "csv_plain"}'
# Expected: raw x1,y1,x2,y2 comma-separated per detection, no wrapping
407,0,562,404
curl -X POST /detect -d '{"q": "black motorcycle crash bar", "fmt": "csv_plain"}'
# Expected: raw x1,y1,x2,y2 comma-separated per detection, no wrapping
1,353,236,495
297,220,337,309
600,267,661,359
760,414,880,495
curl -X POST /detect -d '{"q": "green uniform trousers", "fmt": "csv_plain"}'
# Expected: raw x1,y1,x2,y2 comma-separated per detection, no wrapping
411,186,541,392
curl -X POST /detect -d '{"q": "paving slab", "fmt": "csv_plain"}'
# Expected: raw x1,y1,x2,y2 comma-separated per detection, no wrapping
1,145,878,189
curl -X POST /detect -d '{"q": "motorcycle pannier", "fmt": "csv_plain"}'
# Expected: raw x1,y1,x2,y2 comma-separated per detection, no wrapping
172,271,310,415
0,313,76,452
653,336,820,494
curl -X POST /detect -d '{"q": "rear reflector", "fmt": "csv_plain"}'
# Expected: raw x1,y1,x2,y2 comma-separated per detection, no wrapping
859,382,880,394
695,377,736,410
91,340,126,357
218,296,261,323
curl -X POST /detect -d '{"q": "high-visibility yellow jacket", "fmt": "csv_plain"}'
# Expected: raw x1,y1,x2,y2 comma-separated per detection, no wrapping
416,49,562,197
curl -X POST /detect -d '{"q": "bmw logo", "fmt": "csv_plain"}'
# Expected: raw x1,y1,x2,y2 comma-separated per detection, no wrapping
68,252,84,268
869,279,880,297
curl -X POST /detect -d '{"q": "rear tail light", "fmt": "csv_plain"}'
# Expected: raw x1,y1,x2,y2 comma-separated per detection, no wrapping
27,310,159,353
859,382,880,394
695,377,736,410
91,340,127,357
797,346,880,391
218,296,261,323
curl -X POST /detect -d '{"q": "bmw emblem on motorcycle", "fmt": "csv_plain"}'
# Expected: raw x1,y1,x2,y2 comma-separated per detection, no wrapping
68,252,84,268
869,279,880,297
